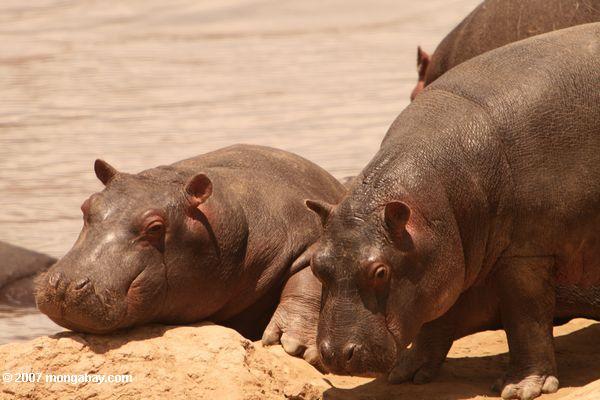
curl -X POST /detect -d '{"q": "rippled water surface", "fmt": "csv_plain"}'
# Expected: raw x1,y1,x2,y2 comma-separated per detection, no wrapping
0,0,480,344
0,306,61,344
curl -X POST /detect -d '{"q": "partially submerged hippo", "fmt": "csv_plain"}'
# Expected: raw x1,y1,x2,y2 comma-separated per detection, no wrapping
36,144,344,365
307,24,600,400
411,0,600,100
0,241,56,307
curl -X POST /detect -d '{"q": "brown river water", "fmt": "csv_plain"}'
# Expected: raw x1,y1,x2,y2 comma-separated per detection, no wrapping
0,0,481,344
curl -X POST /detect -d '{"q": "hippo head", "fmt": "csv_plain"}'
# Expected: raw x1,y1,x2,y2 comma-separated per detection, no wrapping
305,196,464,375
36,160,242,334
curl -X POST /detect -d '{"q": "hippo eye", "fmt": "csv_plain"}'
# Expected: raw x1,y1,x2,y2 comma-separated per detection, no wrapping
366,262,390,288
144,220,164,235
140,217,166,251
374,266,387,279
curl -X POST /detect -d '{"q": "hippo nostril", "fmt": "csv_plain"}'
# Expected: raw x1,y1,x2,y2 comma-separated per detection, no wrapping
343,343,357,362
319,340,335,364
48,272,63,289
74,278,91,291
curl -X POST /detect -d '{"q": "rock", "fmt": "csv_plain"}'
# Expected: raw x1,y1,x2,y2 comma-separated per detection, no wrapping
1,319,599,399
0,323,328,400
562,381,600,400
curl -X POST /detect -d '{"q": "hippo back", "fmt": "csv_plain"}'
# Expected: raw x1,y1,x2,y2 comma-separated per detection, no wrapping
425,0,600,85
418,23,600,174
386,23,600,206
169,144,343,204
0,241,56,306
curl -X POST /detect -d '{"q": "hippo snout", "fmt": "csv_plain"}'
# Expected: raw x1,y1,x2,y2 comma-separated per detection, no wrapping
37,271,94,305
74,277,91,291
42,272,93,296
319,340,359,365
47,271,63,289
318,338,373,375
35,269,127,334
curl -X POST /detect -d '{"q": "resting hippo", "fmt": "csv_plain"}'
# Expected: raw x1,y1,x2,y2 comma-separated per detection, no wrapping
411,0,600,100
307,24,600,400
36,144,344,365
0,241,56,307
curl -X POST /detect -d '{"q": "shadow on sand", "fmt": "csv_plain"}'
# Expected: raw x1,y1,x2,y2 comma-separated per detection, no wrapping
323,322,600,400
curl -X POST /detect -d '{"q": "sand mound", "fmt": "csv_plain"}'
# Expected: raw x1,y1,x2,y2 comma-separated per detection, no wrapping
1,319,599,399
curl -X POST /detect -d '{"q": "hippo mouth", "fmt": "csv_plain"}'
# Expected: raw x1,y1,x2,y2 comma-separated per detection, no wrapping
319,322,398,376
325,343,397,377
35,271,131,334
43,312,126,335
330,354,396,377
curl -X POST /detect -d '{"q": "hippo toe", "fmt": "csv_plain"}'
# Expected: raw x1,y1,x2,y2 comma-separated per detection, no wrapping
262,267,322,368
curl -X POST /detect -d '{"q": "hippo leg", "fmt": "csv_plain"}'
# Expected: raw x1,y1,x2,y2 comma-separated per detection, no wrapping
388,316,455,384
493,257,559,400
262,266,321,367
389,282,502,384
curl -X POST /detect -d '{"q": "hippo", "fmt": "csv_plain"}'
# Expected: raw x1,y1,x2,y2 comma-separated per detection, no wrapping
36,144,344,365
411,0,600,100
0,241,56,307
306,23,600,400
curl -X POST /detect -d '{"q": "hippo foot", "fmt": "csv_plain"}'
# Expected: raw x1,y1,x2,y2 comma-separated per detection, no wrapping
388,347,444,384
261,296,320,367
261,267,321,368
492,373,559,400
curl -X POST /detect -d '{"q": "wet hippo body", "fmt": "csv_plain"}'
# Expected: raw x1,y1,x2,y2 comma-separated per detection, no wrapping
36,144,344,365
0,241,56,307
307,24,600,399
411,0,600,100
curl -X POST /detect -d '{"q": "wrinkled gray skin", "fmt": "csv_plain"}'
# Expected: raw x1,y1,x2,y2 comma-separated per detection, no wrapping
36,144,344,365
307,24,600,400
411,0,600,100
0,241,56,306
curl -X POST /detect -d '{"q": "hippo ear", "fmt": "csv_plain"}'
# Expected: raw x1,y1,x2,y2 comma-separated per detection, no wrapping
94,159,118,186
185,173,213,206
305,199,333,226
411,46,430,101
416,46,430,80
384,201,411,237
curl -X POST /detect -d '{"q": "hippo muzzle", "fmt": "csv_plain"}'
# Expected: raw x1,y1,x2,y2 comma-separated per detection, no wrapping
35,264,129,334
315,289,398,375
34,220,167,334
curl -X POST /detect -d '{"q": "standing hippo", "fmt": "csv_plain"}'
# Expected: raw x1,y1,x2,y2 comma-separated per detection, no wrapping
36,144,344,365
306,24,600,400
411,0,600,100
0,241,56,307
